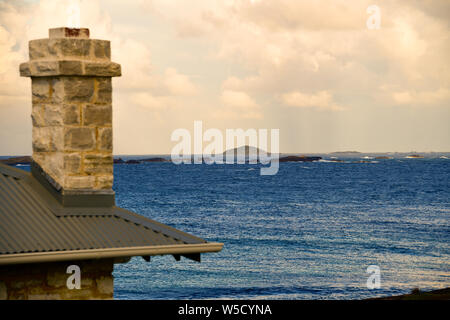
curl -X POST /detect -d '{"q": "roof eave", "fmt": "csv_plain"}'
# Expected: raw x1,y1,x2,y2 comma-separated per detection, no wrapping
0,242,223,266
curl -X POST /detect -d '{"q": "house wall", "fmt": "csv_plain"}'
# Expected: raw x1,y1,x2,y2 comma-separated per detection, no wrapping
0,259,114,300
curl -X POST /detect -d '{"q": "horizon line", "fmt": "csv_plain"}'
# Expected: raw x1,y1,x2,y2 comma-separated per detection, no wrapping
2,150,450,158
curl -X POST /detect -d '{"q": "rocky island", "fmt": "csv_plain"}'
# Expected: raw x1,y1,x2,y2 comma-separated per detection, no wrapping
114,157,169,164
278,155,322,162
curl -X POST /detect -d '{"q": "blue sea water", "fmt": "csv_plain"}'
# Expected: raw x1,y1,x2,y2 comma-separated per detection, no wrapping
110,158,450,300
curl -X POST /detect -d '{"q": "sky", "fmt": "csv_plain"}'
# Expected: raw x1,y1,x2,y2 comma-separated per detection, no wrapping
0,0,449,155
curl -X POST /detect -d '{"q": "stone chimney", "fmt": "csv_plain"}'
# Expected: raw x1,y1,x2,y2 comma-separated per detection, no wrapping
20,28,121,205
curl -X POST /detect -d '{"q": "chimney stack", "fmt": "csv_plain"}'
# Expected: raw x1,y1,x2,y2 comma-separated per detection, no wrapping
20,28,121,205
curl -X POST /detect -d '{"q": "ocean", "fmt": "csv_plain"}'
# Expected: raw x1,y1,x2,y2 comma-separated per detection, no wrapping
5,156,448,299
110,157,450,300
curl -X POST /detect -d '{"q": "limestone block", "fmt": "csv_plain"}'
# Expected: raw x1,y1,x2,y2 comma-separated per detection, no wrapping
19,63,31,77
28,61,83,76
31,61,59,76
32,78,50,103
96,78,112,103
45,153,64,181
32,127,52,152
51,78,65,103
22,279,45,288
58,60,83,75
84,62,121,77
83,104,112,126
92,40,111,60
43,104,63,126
64,153,81,175
96,175,113,189
31,154,64,186
46,271,67,288
64,127,95,150
32,153,46,167
33,156,64,189
24,61,120,77
63,77,94,103
31,104,45,127
65,176,96,189
95,276,113,295
84,154,113,175
29,39,50,60
81,278,94,287
48,38,91,58
45,127,64,152
98,127,112,151
63,104,80,125
51,127,64,151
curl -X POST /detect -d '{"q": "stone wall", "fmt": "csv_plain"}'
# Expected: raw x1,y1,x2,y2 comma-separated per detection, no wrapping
0,259,114,300
30,76,113,190
20,28,120,192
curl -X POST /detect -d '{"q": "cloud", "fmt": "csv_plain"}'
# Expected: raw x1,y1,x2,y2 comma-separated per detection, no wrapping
0,3,29,101
129,92,172,111
114,38,156,91
239,0,367,32
1,0,449,154
282,91,345,111
163,68,198,96
215,90,262,119
393,88,450,106
221,90,258,109
147,0,449,114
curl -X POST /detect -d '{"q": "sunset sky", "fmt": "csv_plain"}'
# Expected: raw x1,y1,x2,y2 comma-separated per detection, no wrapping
0,0,449,155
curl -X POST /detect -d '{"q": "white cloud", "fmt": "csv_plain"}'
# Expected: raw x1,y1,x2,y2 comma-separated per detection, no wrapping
282,91,345,111
130,92,172,111
221,90,258,109
393,88,450,106
163,68,198,96
1,0,449,154
147,0,449,113
216,90,262,119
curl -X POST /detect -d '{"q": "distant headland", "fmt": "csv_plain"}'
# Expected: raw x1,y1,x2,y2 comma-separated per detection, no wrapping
113,157,169,164
1,149,449,166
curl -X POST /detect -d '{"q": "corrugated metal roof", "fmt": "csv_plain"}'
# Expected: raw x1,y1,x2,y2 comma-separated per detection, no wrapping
0,163,222,264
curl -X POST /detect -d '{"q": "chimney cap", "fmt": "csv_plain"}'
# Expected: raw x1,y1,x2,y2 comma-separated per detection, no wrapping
49,27,90,39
